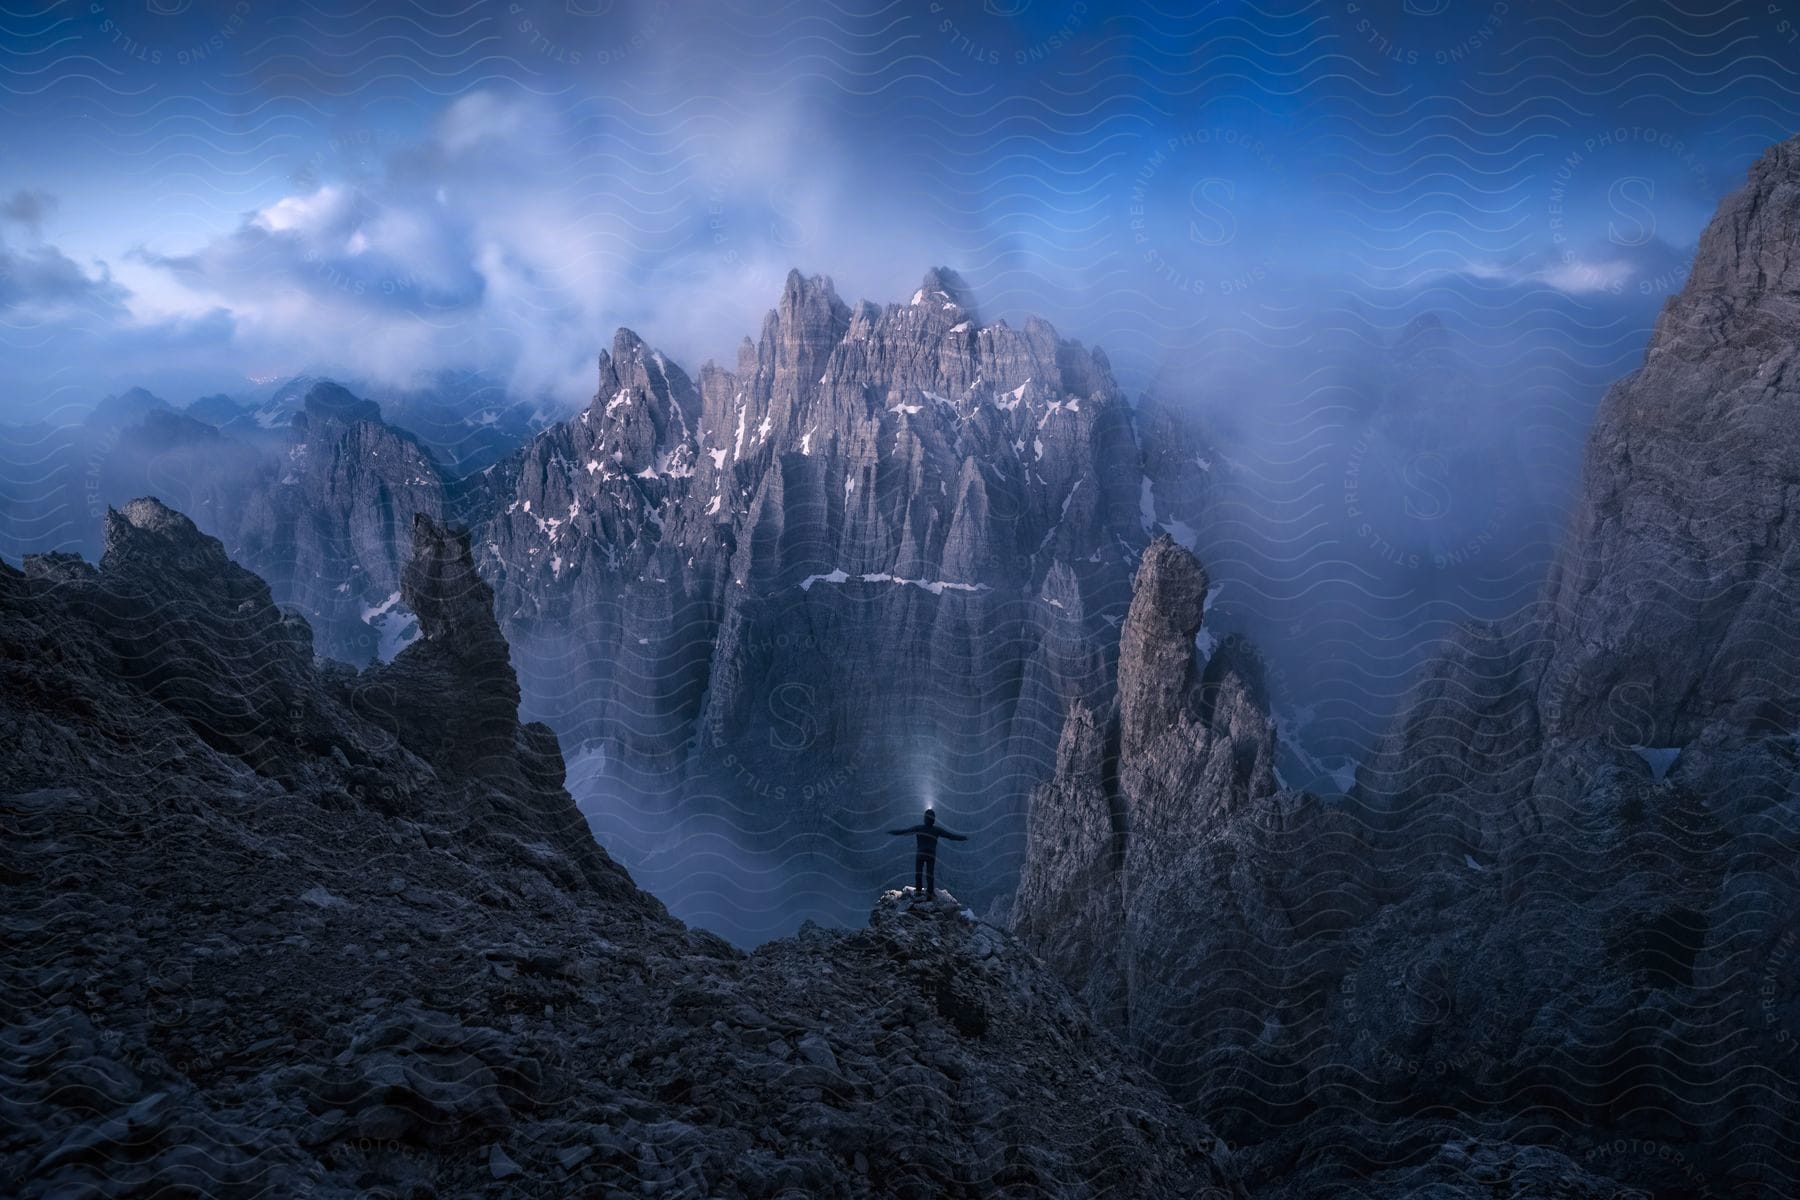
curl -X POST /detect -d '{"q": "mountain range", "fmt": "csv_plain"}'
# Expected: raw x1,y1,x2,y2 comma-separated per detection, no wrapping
6,129,1800,1199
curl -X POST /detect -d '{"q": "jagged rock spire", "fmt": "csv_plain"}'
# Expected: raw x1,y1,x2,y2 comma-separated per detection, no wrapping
369,512,521,776
915,265,976,319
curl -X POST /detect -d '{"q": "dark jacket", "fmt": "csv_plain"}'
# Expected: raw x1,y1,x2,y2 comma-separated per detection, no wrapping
889,822,967,857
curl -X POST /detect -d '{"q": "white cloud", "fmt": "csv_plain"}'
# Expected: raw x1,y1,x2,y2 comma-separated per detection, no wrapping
254,185,353,235
436,91,535,156
1457,234,1693,297
5,87,959,406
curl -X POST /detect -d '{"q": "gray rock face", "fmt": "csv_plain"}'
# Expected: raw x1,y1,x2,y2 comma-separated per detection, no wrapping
359,513,526,780
468,269,1189,910
1535,140,1800,747
1361,131,1800,854
0,497,1237,1200
1012,134,1800,1199
219,383,445,666
1012,536,1294,1030
1010,535,1793,1198
0,383,447,669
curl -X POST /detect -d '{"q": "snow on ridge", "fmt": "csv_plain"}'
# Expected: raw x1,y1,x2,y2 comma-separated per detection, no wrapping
360,591,403,622
797,569,989,597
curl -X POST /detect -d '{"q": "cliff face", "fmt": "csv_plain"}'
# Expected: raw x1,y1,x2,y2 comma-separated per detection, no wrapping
1011,536,1302,1035
1360,132,1800,853
218,383,447,667
0,497,1238,1200
0,381,449,669
1011,137,1800,1199
1012,538,1800,1199
1534,137,1800,746
467,269,1196,907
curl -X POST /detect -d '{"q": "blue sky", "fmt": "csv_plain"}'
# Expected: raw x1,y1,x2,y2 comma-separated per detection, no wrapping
2,0,1799,415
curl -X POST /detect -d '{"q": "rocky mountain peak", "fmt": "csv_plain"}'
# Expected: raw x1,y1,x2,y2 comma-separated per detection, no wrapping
1366,132,1800,836
300,379,384,426
370,512,522,776
1010,535,1285,1043
101,497,270,609
589,327,699,465
761,270,852,381
914,265,976,318
777,266,841,308
1684,134,1800,297
87,385,171,427
773,268,849,330
389,266,1213,924
1117,534,1209,761
401,513,509,664
105,493,210,550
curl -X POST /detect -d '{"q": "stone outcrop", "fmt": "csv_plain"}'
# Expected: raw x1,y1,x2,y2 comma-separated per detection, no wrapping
0,497,1238,1200
1012,536,1304,1036
358,513,526,780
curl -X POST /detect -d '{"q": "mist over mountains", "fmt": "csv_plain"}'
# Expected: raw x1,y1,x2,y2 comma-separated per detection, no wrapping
1,262,1599,945
8,132,1800,1195
10,1,1800,1196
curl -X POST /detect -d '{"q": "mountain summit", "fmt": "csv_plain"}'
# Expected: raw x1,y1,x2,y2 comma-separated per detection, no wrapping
462,268,1210,922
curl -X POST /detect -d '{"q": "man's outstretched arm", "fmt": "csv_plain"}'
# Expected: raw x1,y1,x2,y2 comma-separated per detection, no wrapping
939,829,967,841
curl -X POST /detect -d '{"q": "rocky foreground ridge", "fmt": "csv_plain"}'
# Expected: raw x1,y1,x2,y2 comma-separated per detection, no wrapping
0,498,1236,1199
1011,135,1800,1197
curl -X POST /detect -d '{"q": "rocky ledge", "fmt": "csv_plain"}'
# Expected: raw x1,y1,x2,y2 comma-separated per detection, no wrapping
0,497,1236,1199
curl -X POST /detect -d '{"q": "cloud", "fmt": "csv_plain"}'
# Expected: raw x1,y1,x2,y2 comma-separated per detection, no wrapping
0,189,128,320
89,86,948,406
0,241,129,318
1,189,57,233
435,91,534,156
1457,235,1695,298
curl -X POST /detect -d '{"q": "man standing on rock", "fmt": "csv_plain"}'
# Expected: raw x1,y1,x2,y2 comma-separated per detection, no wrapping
888,807,967,904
